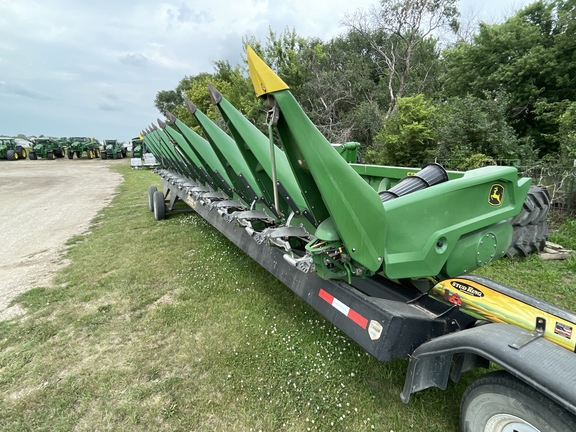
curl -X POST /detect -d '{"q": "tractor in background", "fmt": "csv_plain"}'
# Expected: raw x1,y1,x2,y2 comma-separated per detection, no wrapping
0,136,28,161
100,139,126,160
67,137,101,159
28,137,66,160
130,136,147,158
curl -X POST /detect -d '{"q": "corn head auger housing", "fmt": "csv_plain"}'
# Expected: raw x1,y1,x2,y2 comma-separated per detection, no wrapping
141,47,576,430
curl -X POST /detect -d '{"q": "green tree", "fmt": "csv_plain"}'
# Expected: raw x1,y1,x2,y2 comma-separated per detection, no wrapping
366,94,439,166
441,0,576,154
437,94,537,169
342,0,459,115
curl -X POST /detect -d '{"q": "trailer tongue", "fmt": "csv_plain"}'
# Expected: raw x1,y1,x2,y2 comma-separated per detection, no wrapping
141,47,576,431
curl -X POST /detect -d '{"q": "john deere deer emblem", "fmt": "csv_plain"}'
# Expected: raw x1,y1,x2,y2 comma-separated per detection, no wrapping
489,184,504,206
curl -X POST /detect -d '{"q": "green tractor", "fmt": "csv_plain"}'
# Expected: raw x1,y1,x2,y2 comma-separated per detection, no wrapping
130,136,147,158
28,137,66,160
67,137,101,159
0,136,28,161
100,139,126,160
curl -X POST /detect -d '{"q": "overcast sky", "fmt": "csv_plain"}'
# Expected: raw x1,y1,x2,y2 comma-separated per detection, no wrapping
0,0,530,142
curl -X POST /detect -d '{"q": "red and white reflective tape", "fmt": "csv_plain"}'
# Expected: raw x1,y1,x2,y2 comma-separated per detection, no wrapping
318,288,368,329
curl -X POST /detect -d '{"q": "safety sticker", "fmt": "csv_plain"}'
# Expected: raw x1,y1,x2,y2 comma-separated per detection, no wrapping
554,322,573,339
318,289,368,329
368,320,383,340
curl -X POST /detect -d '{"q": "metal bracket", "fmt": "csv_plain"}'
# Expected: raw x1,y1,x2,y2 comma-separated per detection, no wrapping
509,317,546,350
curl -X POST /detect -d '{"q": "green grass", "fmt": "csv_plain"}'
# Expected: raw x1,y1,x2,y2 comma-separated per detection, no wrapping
1,164,574,431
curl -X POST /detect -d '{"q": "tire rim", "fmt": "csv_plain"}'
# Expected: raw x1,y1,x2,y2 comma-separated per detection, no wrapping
485,414,542,432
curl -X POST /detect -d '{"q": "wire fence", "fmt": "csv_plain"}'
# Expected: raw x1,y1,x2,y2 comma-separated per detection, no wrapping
518,164,576,215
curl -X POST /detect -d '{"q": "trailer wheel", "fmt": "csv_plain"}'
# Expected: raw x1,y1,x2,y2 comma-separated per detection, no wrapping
148,186,157,212
461,370,576,432
153,191,166,221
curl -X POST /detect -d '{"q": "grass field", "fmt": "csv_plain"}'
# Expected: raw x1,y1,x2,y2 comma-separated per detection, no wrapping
1,164,575,431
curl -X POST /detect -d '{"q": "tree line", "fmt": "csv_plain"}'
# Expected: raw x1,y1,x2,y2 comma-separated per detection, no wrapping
155,0,576,170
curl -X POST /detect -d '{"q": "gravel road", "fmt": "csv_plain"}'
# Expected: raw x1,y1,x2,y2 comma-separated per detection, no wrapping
0,158,124,321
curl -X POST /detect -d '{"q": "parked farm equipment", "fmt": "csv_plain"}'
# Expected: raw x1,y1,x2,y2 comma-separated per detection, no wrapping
67,137,101,159
140,47,576,431
130,136,147,158
0,136,28,161
28,137,66,160
100,139,126,160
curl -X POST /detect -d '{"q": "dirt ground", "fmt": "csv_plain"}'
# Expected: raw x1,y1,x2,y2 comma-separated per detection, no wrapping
0,157,124,321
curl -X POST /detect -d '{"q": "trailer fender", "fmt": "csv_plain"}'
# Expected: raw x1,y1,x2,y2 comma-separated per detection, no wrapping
400,322,576,416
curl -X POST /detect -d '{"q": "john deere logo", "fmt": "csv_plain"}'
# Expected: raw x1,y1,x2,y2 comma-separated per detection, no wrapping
489,184,504,206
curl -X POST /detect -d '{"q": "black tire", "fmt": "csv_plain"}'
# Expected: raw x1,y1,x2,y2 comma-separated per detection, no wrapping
6,150,17,161
29,151,37,160
95,149,101,157
76,151,82,158
153,190,166,221
86,149,93,159
506,185,550,257
67,150,74,159
17,147,27,159
509,185,550,227
461,370,576,432
116,151,122,159
507,220,549,257
47,151,55,160
148,186,157,212
58,147,66,157
101,151,107,160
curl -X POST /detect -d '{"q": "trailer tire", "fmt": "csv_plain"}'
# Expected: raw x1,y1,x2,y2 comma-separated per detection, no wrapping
148,186,157,212
153,191,166,221
461,370,576,432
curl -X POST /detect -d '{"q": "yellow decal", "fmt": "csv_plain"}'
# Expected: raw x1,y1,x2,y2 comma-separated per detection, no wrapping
489,184,504,206
430,278,576,352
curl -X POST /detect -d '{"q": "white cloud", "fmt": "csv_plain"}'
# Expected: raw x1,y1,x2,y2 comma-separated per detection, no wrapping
0,0,530,139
